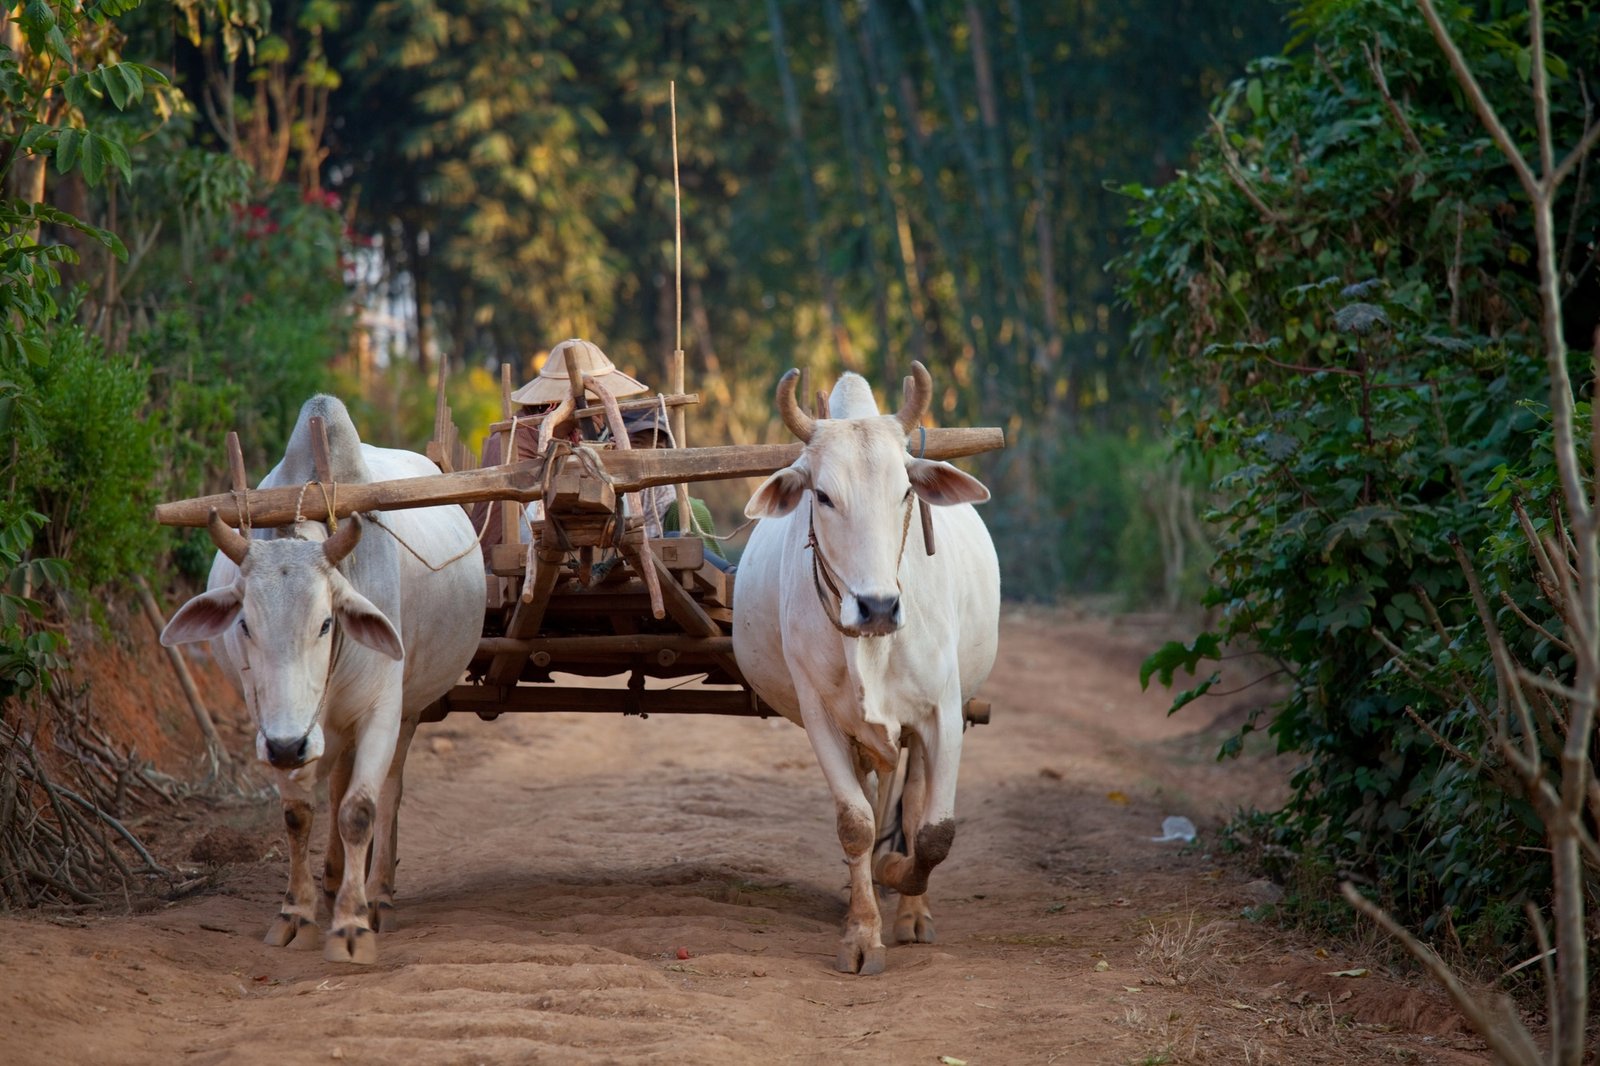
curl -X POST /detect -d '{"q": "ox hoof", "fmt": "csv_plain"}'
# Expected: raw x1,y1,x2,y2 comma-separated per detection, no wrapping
835,940,887,976
264,913,319,950
370,900,398,933
894,910,936,944
324,925,377,965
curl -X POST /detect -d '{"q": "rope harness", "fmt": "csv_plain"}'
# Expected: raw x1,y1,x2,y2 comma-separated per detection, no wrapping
807,493,915,639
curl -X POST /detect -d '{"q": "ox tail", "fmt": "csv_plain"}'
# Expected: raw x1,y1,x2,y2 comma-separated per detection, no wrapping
872,747,911,862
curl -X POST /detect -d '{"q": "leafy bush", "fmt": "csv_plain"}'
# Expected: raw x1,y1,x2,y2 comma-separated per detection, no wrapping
0,511,67,700
1116,0,1600,964
12,316,164,592
123,184,349,473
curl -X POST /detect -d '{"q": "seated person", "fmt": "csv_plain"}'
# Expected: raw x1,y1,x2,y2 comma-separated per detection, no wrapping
472,338,649,552
614,407,733,573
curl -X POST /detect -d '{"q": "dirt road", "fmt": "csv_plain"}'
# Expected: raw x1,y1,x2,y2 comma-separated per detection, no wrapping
0,607,1487,1065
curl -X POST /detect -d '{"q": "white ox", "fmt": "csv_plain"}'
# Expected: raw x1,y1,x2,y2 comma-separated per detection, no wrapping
162,396,483,964
733,363,999,974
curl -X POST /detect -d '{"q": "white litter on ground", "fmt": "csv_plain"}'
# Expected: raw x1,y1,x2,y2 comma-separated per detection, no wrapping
1151,815,1197,843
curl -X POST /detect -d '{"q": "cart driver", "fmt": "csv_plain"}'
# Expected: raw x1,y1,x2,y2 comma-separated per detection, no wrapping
613,407,733,574
471,338,650,553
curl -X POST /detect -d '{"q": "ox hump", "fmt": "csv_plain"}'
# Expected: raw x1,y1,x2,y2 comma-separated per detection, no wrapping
279,395,374,485
827,373,880,420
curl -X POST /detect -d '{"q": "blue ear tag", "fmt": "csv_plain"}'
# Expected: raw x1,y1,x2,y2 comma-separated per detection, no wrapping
917,425,928,458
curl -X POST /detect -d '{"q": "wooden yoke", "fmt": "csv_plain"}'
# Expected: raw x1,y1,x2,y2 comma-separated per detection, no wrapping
153,428,1005,529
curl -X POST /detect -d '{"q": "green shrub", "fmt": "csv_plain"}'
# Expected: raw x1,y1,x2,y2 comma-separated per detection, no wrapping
0,511,67,700
10,316,164,592
1116,0,1600,965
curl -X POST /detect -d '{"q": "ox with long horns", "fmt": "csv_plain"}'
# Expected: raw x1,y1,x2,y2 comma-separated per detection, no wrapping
733,363,1000,974
162,396,483,964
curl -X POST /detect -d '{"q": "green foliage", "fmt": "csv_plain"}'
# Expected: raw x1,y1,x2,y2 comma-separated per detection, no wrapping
0,0,347,612
8,317,163,593
119,182,348,473
1115,0,1600,964
0,511,67,700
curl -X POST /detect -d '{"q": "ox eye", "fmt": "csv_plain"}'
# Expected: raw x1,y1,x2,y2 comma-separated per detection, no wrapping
815,490,835,509
319,618,333,637
238,619,251,638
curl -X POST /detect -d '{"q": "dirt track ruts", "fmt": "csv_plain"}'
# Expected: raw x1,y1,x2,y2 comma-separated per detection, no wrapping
0,606,1488,1065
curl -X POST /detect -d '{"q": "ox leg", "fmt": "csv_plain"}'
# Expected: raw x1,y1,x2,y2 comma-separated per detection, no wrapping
887,732,937,944
322,747,353,915
800,691,886,976
365,714,418,933
874,694,962,944
324,714,400,965
264,774,321,950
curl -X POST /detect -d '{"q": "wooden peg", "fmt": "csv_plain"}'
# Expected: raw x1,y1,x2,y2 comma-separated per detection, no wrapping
226,431,247,493
308,415,333,484
563,343,586,405
433,356,450,442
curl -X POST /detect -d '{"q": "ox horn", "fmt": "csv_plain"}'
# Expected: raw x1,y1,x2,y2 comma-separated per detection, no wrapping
322,513,364,566
207,509,252,565
776,369,816,443
895,361,933,434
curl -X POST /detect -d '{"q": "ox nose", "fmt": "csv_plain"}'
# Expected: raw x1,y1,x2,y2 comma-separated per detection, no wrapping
264,735,310,769
855,593,902,628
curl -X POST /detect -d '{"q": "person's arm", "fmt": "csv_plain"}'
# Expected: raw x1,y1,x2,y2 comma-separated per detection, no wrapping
471,431,505,550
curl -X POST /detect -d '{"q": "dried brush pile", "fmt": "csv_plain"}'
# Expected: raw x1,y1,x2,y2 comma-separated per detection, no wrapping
0,683,192,911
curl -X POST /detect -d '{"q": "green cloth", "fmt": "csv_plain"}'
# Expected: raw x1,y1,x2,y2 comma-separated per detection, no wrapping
662,496,716,537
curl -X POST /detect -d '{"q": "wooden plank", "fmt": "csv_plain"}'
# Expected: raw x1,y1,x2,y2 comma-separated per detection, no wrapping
499,362,520,549
620,540,714,637
568,429,1007,491
488,543,527,575
424,683,771,721
477,635,733,657
485,392,699,435
653,537,704,571
154,428,1004,528
156,460,547,528
486,548,567,686
689,562,730,606
425,440,451,472
617,539,742,678
549,470,616,513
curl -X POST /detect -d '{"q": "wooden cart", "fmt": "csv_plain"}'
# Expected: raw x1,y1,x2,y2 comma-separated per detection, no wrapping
153,358,1005,728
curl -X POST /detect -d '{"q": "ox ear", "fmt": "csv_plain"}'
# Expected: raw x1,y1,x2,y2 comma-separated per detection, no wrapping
745,466,811,519
907,458,990,506
331,581,405,661
161,584,243,646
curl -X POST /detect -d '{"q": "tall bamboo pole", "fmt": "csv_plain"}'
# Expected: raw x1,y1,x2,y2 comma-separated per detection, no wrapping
670,82,692,534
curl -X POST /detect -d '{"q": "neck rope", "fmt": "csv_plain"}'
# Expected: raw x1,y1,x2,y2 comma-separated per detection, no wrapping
807,493,915,639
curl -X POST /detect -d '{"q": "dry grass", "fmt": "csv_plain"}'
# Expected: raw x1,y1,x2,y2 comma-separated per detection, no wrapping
1137,913,1231,988
1117,913,1425,1065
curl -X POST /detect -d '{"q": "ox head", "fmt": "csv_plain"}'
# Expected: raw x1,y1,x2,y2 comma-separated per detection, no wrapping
161,511,404,771
745,362,990,636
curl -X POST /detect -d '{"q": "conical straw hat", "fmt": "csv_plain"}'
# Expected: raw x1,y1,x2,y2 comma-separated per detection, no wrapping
509,338,648,405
